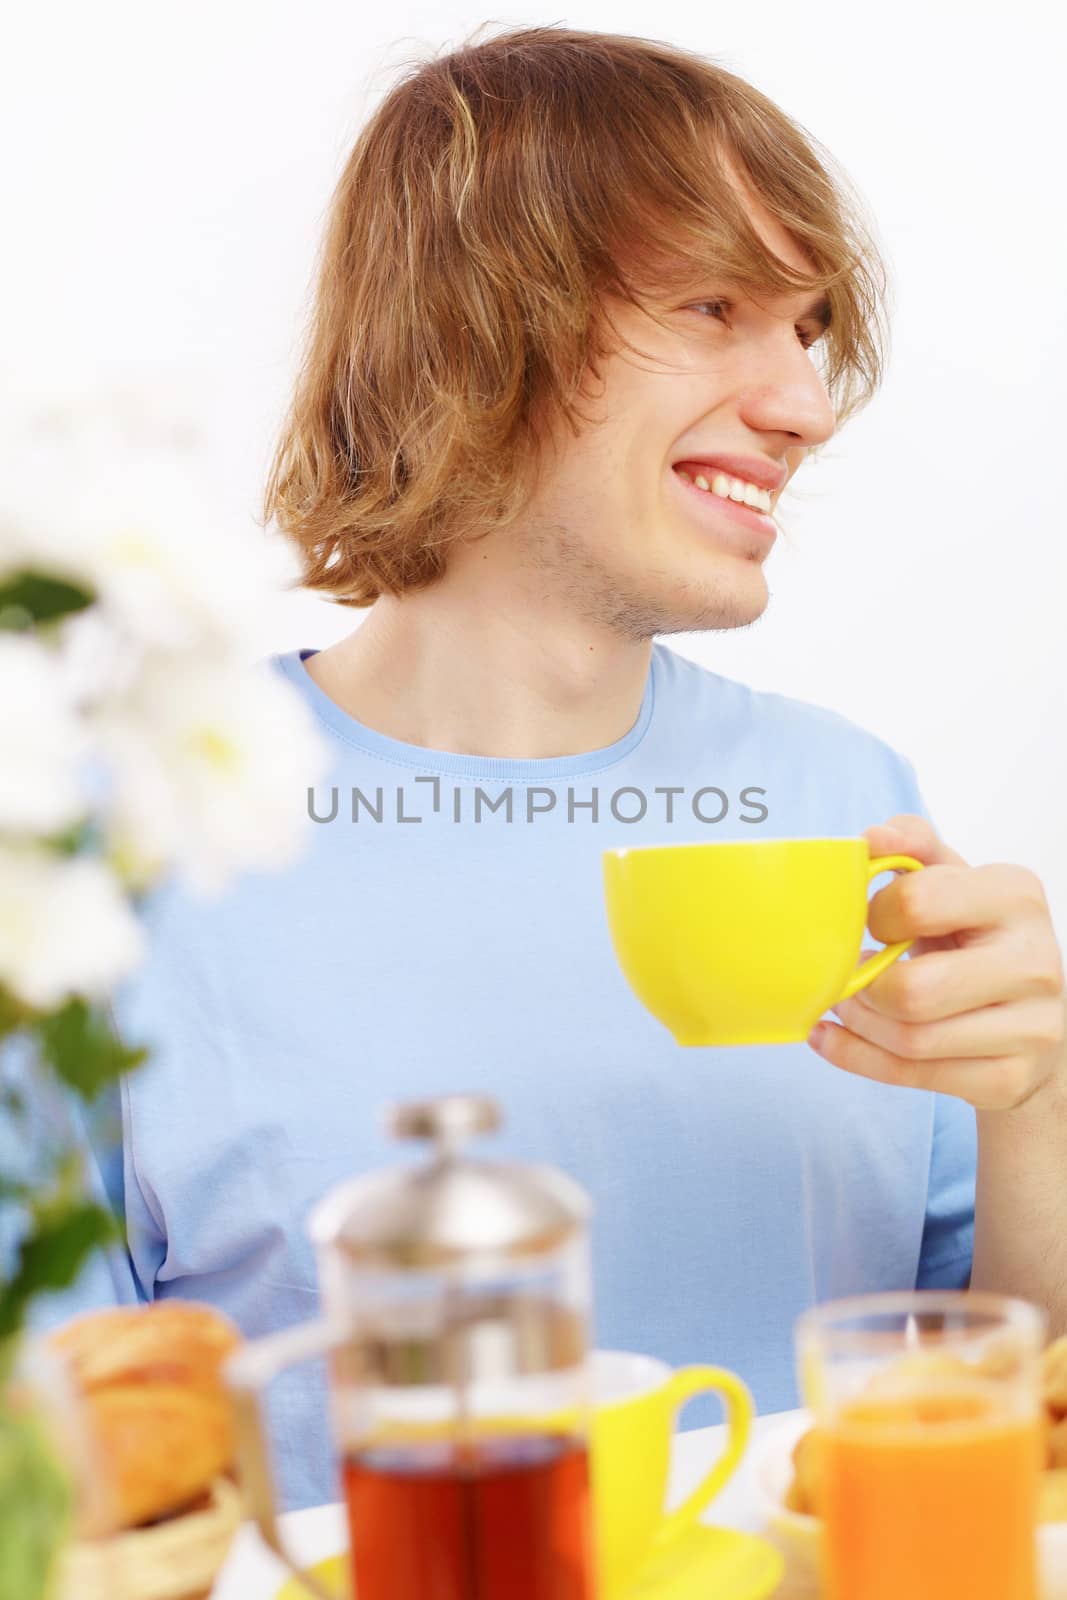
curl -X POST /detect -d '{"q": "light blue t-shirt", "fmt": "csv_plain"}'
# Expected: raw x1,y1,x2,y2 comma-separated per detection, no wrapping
21,641,976,1510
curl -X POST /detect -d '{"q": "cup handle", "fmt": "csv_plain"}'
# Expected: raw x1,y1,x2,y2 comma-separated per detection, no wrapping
835,853,925,1003
650,1366,753,1556
225,1317,354,1600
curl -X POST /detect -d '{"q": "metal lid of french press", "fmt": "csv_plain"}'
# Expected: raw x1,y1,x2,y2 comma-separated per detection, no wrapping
307,1093,590,1268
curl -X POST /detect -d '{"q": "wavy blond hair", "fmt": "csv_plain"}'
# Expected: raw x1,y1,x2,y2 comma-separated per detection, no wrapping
263,23,889,607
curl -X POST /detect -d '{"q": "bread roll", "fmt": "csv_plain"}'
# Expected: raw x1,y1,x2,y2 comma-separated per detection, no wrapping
786,1426,825,1517
47,1301,241,1393
1043,1336,1067,1416
1040,1469,1067,1524
45,1301,243,1536
82,1383,236,1532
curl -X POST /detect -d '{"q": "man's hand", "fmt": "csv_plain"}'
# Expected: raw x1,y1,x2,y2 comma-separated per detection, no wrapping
807,815,1067,1112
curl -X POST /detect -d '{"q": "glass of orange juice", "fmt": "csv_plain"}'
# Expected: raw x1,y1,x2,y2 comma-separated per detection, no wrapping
795,1291,1047,1600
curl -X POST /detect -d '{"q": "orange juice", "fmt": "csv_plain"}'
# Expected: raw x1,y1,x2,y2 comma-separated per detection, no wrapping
821,1389,1042,1600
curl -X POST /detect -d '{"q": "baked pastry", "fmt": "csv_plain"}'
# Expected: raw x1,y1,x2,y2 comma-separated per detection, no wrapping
44,1301,242,1537
1040,1469,1067,1524
784,1425,825,1516
1043,1336,1067,1415
47,1302,241,1394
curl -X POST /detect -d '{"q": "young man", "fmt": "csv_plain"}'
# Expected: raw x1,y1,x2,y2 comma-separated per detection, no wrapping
34,26,1066,1511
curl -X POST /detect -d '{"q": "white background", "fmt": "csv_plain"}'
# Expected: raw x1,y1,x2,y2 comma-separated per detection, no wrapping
5,1,1065,938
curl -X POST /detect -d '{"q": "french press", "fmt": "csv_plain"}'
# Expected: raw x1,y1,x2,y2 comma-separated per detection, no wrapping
226,1093,597,1600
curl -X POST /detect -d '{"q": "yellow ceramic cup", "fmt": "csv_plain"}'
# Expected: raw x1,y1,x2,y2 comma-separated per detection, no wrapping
590,1349,752,1599
602,836,925,1046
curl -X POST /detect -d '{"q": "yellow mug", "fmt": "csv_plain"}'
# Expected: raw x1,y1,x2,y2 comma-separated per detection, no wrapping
602,836,925,1046
590,1349,752,1598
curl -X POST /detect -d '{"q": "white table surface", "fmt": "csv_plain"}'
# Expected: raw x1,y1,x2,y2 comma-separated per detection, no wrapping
210,1407,804,1599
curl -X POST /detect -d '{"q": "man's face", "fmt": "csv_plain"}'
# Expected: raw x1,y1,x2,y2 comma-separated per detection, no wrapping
508,174,839,641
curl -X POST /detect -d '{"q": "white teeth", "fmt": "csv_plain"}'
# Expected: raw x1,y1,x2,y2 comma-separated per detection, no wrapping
677,468,772,513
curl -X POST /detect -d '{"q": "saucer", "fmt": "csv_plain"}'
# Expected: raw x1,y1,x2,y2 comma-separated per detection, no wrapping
275,1525,784,1599
625,1525,785,1598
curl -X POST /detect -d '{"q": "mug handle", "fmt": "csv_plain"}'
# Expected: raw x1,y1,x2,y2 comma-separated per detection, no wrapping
225,1317,354,1600
835,853,925,1003
650,1365,753,1555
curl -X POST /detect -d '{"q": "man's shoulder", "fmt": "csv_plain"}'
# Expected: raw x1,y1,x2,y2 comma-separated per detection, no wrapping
257,647,302,683
651,642,919,787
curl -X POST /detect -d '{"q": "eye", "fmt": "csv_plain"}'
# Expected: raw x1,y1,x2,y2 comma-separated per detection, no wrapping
690,299,731,323
689,299,823,351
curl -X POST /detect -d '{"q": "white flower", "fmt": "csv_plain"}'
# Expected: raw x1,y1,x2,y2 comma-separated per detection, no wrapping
91,653,333,899
0,845,145,1010
6,460,281,658
0,383,296,657
0,634,89,834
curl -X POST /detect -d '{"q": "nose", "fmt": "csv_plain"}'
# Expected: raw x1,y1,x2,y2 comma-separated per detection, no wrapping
737,338,838,454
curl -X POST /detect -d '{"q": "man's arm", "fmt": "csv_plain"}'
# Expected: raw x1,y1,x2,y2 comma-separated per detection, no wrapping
19,1069,157,1336
26,1081,142,1333
808,812,1067,1330
972,1072,1067,1333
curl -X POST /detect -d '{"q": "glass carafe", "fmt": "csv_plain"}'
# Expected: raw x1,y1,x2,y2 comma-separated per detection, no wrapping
227,1094,597,1600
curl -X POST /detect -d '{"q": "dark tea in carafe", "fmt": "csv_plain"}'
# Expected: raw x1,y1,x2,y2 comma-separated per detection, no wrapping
343,1432,596,1600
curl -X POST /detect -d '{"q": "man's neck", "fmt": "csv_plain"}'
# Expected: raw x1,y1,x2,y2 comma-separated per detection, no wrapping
302,594,653,761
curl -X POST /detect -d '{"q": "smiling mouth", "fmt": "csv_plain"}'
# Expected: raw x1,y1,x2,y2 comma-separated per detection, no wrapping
672,464,774,513
670,464,778,542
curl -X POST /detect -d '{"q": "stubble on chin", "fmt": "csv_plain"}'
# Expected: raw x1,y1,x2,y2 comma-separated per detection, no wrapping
519,518,769,641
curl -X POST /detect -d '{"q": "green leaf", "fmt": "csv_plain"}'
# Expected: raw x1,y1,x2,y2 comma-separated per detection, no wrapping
30,1151,86,1224
37,815,99,858
0,570,94,628
35,997,149,1104
0,1203,117,1342
0,1084,26,1117
0,988,32,1041
0,1401,75,1600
